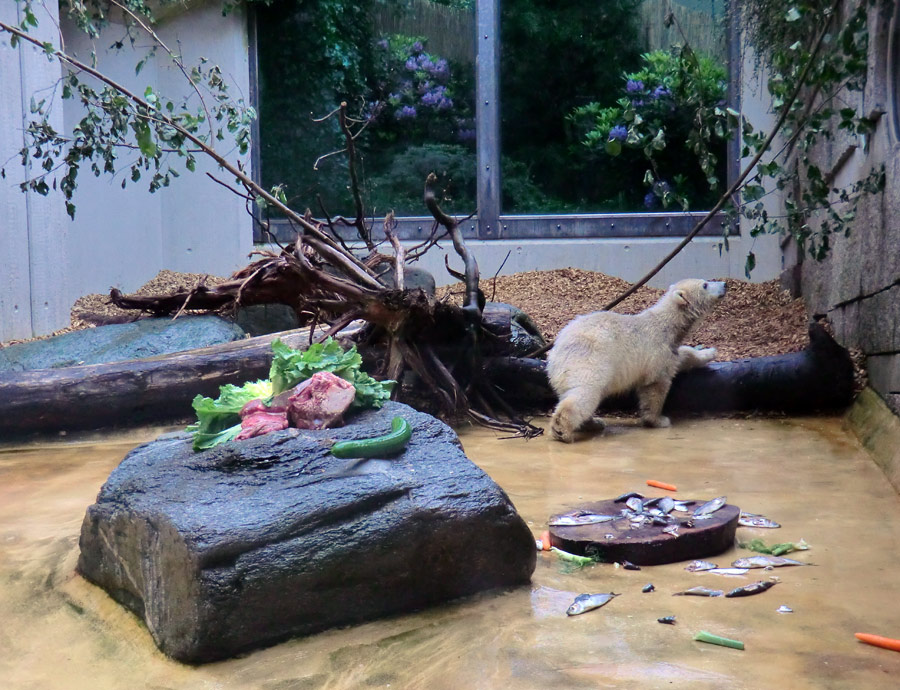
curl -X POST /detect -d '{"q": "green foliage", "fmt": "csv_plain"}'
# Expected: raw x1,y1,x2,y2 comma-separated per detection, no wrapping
256,2,476,216
733,0,888,262
499,0,644,211
570,48,730,211
6,0,257,216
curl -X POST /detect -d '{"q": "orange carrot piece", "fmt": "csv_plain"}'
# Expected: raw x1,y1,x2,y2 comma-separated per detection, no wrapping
855,633,900,652
646,479,677,492
540,530,552,551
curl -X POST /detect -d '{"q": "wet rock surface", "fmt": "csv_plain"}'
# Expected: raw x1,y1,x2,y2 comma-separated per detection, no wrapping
0,315,245,372
77,402,536,663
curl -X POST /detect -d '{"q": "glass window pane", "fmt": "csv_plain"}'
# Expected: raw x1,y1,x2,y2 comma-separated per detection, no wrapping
256,1,477,219
500,0,729,214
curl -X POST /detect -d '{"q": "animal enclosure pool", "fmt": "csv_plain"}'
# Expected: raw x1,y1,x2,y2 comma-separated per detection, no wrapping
2,416,900,689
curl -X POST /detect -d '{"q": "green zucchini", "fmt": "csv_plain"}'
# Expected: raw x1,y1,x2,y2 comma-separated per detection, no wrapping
330,416,412,458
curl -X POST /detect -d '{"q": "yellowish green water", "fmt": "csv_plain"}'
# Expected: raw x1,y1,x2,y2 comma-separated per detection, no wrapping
2,416,900,689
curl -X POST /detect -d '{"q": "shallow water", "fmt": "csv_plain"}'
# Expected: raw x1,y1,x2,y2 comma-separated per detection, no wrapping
2,416,900,689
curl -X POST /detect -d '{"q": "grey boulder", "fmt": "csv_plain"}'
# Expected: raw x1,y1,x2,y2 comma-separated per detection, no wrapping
0,315,245,372
77,402,535,663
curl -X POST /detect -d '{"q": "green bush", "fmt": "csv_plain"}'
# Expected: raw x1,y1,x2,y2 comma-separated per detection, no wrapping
569,48,730,211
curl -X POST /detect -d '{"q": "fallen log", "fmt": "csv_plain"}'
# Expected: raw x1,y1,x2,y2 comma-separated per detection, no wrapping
485,324,855,414
0,327,352,440
0,324,852,441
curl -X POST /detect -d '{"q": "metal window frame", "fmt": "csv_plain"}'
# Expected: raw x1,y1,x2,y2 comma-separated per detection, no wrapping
252,0,737,244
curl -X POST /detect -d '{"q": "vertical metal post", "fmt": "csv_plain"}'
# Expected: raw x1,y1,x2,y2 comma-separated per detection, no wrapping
475,0,500,238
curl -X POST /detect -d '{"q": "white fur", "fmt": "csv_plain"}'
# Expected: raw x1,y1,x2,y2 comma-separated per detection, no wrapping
547,279,725,442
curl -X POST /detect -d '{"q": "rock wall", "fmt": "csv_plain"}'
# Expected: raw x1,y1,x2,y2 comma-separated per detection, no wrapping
780,2,900,416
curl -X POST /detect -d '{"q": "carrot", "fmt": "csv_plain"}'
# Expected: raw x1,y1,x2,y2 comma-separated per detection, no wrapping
646,479,677,492
855,633,900,652
540,530,552,551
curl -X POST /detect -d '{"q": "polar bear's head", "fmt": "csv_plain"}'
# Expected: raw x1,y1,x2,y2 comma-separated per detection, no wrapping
666,279,726,320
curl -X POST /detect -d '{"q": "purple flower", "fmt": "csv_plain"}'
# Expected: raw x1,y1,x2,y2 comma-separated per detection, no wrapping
457,127,476,142
377,39,389,50
631,99,644,107
428,58,449,80
651,85,670,99
405,57,418,71
626,79,644,93
644,191,659,209
421,85,448,107
609,125,627,141
411,41,424,55
396,105,417,120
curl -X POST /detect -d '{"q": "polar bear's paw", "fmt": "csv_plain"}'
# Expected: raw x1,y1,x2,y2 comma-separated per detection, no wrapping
550,401,577,443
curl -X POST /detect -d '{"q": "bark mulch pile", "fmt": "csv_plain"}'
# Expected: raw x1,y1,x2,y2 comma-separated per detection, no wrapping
441,268,810,361
6,268,811,363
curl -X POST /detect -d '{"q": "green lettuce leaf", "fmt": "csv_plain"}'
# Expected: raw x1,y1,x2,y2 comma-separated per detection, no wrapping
187,379,272,451
269,337,394,407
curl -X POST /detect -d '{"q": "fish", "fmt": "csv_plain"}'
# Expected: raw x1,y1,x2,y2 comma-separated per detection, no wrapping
673,586,724,597
662,524,679,537
706,568,749,576
776,605,793,614
685,560,718,572
738,512,781,529
657,615,677,625
620,560,641,571
732,555,812,569
642,583,655,593
693,496,727,518
625,497,644,512
642,496,664,508
566,592,619,616
657,496,676,514
725,579,778,597
614,492,644,503
672,501,694,512
549,513,618,526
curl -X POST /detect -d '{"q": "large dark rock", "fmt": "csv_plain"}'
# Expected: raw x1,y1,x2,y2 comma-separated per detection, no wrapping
77,402,535,663
0,315,246,373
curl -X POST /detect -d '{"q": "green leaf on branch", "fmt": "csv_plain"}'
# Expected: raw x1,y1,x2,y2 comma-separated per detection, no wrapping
135,124,157,157
744,251,756,279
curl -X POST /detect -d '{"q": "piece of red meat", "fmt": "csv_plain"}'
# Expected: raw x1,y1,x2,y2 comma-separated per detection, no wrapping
235,411,289,440
287,371,356,430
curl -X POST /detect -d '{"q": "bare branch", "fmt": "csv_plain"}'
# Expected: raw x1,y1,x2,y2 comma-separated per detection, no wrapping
382,211,405,291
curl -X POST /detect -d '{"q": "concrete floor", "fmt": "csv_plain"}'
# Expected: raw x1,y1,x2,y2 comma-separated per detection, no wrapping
2,415,899,689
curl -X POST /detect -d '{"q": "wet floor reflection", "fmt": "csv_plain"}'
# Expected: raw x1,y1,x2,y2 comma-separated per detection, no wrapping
2,416,900,689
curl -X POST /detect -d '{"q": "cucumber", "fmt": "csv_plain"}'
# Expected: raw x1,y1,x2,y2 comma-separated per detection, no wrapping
330,416,412,458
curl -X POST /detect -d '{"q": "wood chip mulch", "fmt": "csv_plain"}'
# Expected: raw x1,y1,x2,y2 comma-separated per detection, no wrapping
4,268,811,364
440,267,811,361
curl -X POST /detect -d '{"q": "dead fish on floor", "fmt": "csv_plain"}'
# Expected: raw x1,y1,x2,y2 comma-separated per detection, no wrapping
777,605,793,614
625,496,644,512
673,586,724,597
658,615,677,625
642,583,655,593
662,524,679,537
732,555,812,569
739,512,781,529
706,568,749,576
685,560,718,572
566,592,619,616
620,560,641,571
614,491,644,503
549,512,618,526
693,496,727,519
725,579,778,597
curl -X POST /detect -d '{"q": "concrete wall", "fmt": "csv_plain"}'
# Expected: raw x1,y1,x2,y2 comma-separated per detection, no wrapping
0,0,70,340
0,0,253,341
778,2,900,415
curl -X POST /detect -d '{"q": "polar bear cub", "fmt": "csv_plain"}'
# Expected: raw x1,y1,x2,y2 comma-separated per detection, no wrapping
547,278,726,442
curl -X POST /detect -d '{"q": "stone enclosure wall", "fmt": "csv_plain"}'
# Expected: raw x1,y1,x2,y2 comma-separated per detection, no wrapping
779,2,900,416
